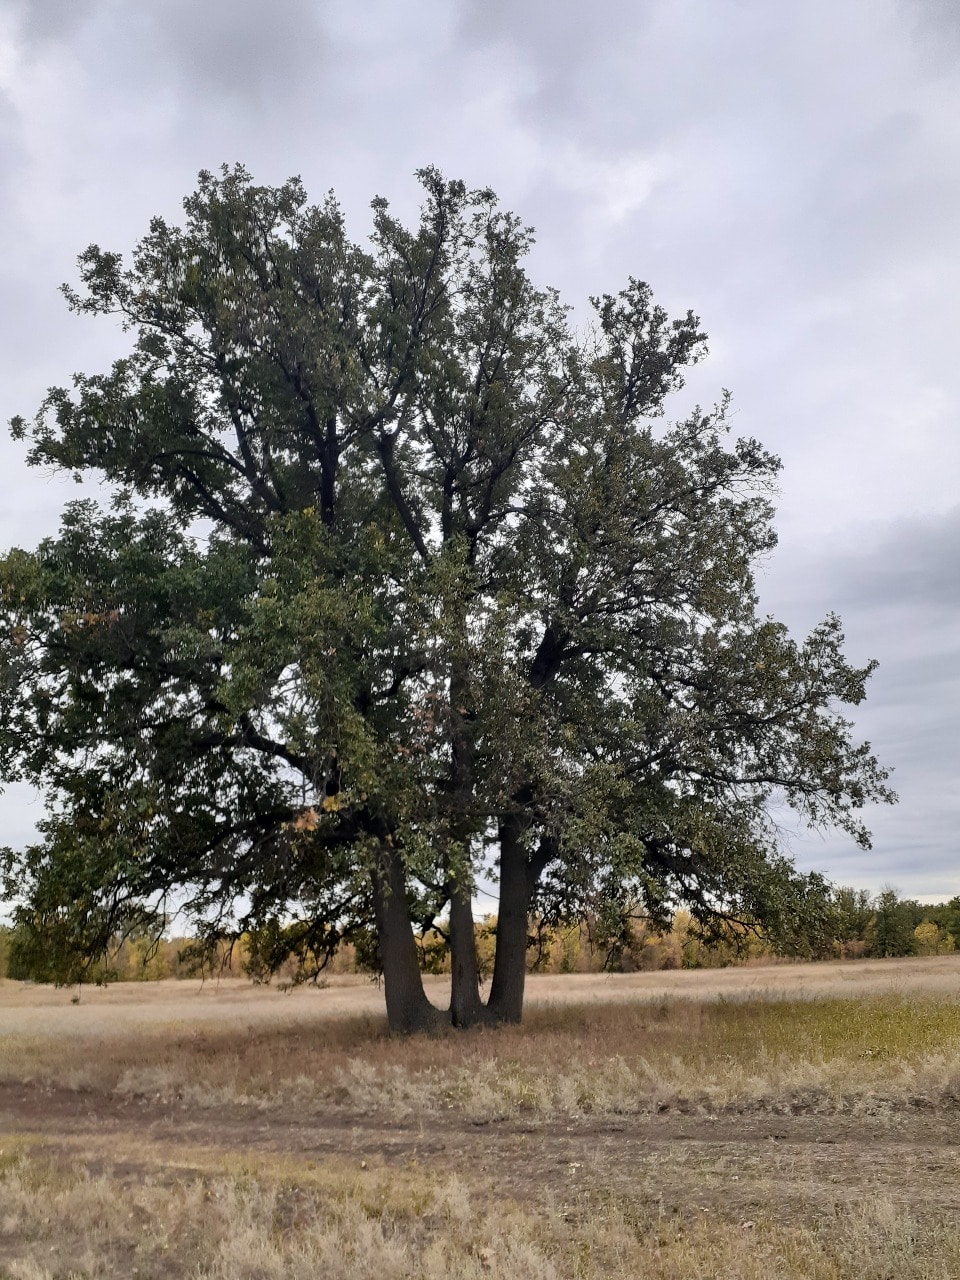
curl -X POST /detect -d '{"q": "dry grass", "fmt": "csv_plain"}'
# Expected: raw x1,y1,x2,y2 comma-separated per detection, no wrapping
4,971,960,1119
2,1141,960,1280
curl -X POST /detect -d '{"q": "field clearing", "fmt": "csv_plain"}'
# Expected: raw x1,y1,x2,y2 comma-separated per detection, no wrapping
4,956,960,1277
4,951,960,1034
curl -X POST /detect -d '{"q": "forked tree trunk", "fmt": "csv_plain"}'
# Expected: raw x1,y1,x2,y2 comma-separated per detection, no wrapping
487,815,534,1024
370,844,443,1034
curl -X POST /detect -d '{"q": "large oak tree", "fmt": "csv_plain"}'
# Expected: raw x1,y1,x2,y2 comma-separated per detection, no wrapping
0,167,893,1030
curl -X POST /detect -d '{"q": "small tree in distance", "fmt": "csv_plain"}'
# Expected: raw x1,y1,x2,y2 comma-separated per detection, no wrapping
0,166,894,1031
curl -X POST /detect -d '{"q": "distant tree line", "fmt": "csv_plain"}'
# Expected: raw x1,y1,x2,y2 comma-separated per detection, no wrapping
828,887,959,961
1,885,956,984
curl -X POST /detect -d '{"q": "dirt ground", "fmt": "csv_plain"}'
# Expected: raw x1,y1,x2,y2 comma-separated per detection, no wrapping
3,1075,959,1224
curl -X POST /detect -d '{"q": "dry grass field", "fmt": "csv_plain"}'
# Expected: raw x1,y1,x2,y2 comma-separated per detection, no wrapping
3,955,960,1277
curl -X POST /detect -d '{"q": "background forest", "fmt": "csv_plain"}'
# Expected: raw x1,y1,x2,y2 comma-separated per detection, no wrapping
1,884,953,984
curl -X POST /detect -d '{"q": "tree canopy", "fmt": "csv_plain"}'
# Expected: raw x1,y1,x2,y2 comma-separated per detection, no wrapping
0,166,894,1029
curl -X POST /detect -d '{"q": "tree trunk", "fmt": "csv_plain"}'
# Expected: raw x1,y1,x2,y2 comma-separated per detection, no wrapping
370,844,443,1034
445,655,488,1028
448,881,487,1027
487,815,534,1024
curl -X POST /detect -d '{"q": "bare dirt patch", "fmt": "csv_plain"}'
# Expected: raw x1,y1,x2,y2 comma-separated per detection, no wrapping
3,1076,960,1217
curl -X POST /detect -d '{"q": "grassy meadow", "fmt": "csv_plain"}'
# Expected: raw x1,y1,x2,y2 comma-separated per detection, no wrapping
3,956,960,1277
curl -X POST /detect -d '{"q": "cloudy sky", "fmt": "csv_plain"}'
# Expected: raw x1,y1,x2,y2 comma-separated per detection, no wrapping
0,0,957,898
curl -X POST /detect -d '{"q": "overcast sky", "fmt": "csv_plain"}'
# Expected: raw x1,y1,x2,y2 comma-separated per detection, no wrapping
0,0,958,898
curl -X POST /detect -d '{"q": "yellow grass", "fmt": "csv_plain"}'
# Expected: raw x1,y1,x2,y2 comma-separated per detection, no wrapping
3,1142,960,1279
4,955,960,1117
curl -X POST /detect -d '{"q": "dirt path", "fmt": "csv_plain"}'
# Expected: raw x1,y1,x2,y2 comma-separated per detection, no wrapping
4,1079,959,1226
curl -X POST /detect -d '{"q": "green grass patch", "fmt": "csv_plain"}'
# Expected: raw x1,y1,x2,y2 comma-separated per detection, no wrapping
697,994,960,1064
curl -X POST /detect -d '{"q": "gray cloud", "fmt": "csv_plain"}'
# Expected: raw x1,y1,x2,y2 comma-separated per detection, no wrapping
758,506,960,896
456,0,657,132
902,0,960,50
142,0,330,106
3,0,98,48
5,0,333,127
832,509,960,614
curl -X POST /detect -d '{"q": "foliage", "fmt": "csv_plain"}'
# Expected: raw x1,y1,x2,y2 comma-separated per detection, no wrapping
0,166,894,1026
938,896,960,945
871,888,915,957
828,885,875,951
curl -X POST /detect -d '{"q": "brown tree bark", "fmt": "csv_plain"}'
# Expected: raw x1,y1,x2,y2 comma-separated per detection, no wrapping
444,658,489,1028
448,880,487,1027
487,818,556,1024
370,843,443,1034
486,815,533,1024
